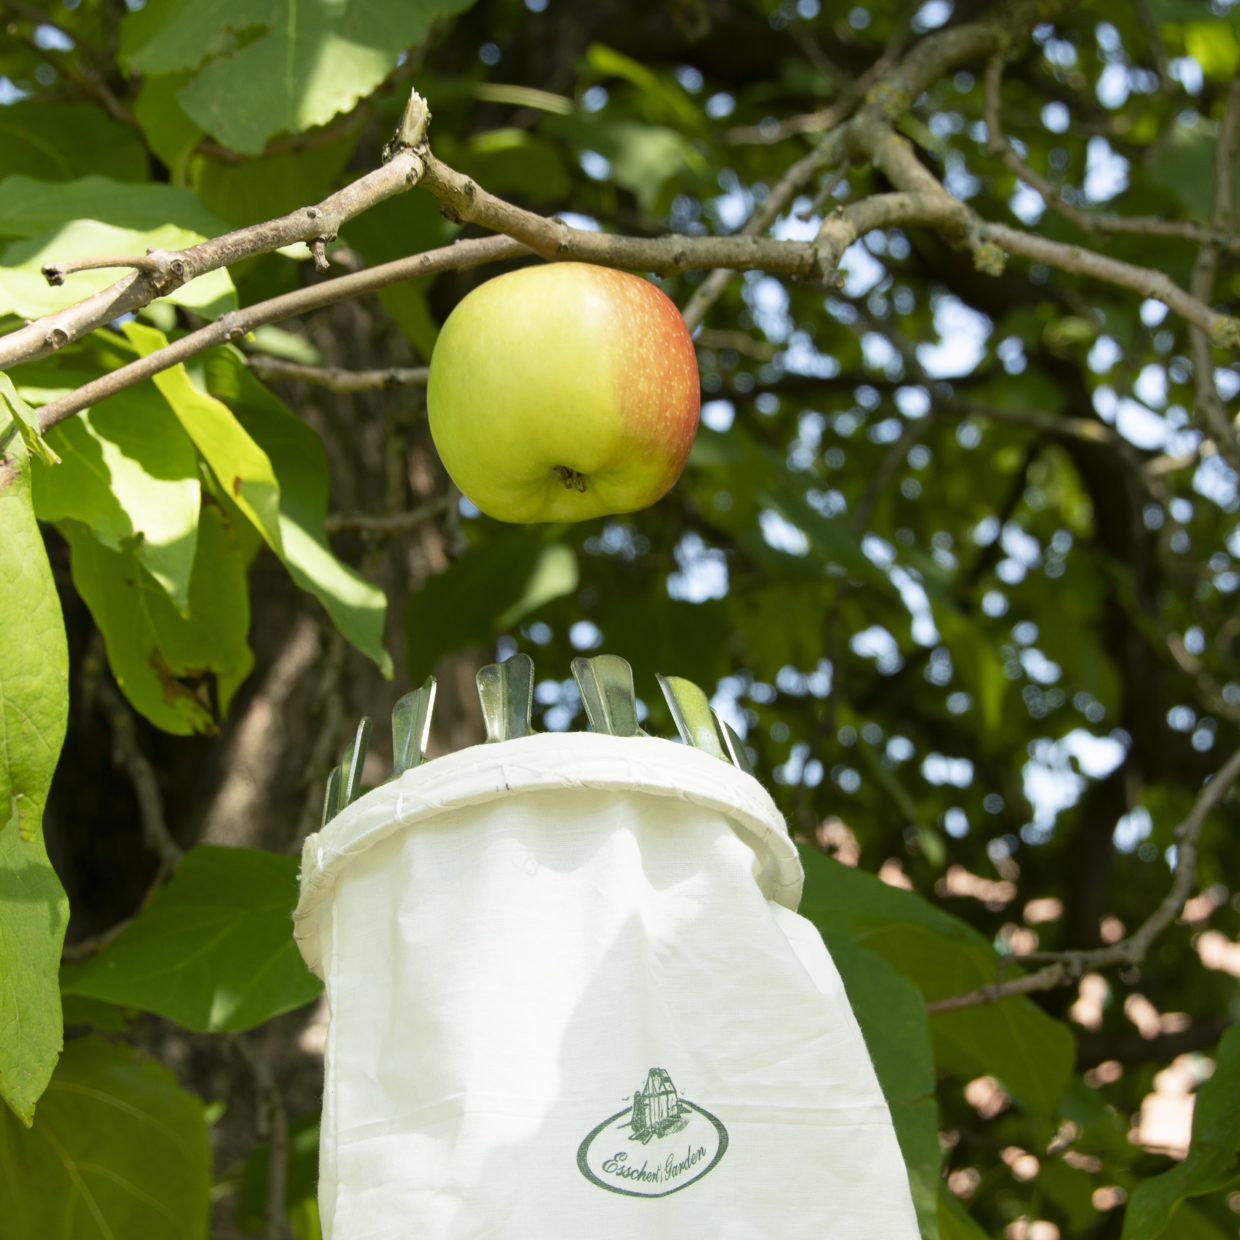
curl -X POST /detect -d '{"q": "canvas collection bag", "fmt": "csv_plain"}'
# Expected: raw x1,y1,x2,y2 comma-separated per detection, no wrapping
294,727,920,1239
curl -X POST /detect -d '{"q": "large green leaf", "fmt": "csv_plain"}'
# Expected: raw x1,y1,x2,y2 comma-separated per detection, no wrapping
869,920,1076,1118
124,322,284,556
0,104,149,183
203,348,393,675
826,934,941,1239
0,404,70,1125
0,175,229,241
937,1185,991,1239
0,826,68,1128
407,527,578,682
121,0,480,155
0,1036,210,1238
32,391,201,611
1122,1026,1240,1239
60,846,321,1033
799,850,1076,1117
61,507,253,735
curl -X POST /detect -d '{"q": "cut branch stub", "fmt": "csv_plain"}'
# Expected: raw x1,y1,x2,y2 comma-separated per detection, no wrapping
477,655,535,743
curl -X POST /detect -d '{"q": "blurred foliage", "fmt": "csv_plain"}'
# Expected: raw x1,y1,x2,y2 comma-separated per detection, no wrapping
0,0,1238,1236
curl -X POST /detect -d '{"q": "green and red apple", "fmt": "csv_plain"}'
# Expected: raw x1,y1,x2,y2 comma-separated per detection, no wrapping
426,262,700,523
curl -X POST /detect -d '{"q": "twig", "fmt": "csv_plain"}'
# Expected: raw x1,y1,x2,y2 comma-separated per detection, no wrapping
246,355,430,392
1164,631,1240,725
325,497,450,534
979,219,1237,341
983,56,1240,250
927,745,1240,1014
801,160,853,220
42,254,172,285
233,1036,294,1240
694,328,780,361
83,638,182,872
681,136,846,333
725,44,904,145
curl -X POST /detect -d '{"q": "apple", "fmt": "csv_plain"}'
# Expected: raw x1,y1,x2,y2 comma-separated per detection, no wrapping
426,262,700,523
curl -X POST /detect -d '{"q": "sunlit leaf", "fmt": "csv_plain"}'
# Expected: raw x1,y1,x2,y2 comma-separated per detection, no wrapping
60,846,321,1033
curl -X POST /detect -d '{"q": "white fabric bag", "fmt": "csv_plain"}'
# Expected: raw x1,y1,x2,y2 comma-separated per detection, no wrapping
295,730,919,1239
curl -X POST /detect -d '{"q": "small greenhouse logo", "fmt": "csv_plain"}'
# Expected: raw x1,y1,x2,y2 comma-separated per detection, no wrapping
576,1068,728,1198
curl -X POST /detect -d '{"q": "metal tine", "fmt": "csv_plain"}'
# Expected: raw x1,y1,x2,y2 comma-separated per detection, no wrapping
477,653,536,742
571,653,641,737
715,710,756,776
656,673,727,760
321,765,343,827
392,676,436,776
341,716,373,807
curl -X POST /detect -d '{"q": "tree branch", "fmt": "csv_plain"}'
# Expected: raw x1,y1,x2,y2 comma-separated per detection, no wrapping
1187,67,1240,474
983,55,1240,251
926,745,1240,1014
233,1036,294,1240
32,234,528,432
0,92,435,371
245,355,429,392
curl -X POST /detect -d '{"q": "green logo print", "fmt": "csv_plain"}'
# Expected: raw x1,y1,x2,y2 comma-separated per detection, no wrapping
576,1068,728,1198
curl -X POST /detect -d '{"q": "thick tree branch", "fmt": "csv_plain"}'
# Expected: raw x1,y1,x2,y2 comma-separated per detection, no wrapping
927,745,1240,1014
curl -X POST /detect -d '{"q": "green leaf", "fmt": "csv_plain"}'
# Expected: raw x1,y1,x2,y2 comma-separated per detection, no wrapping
545,112,705,212
0,103,149,183
133,72,205,178
32,390,201,611
799,851,1076,1117
124,321,284,556
759,485,901,597
584,44,705,132
121,0,479,155
202,348,393,675
61,507,253,735
0,411,70,1125
60,995,132,1033
872,920,1075,1117
406,528,578,682
452,128,572,203
0,1036,209,1238
1122,1026,1240,1239
189,129,356,229
1147,120,1240,219
826,934,942,1240
938,1184,991,1239
0,372,58,467
0,828,68,1127
0,174,229,240
1185,22,1239,79
60,846,322,1033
